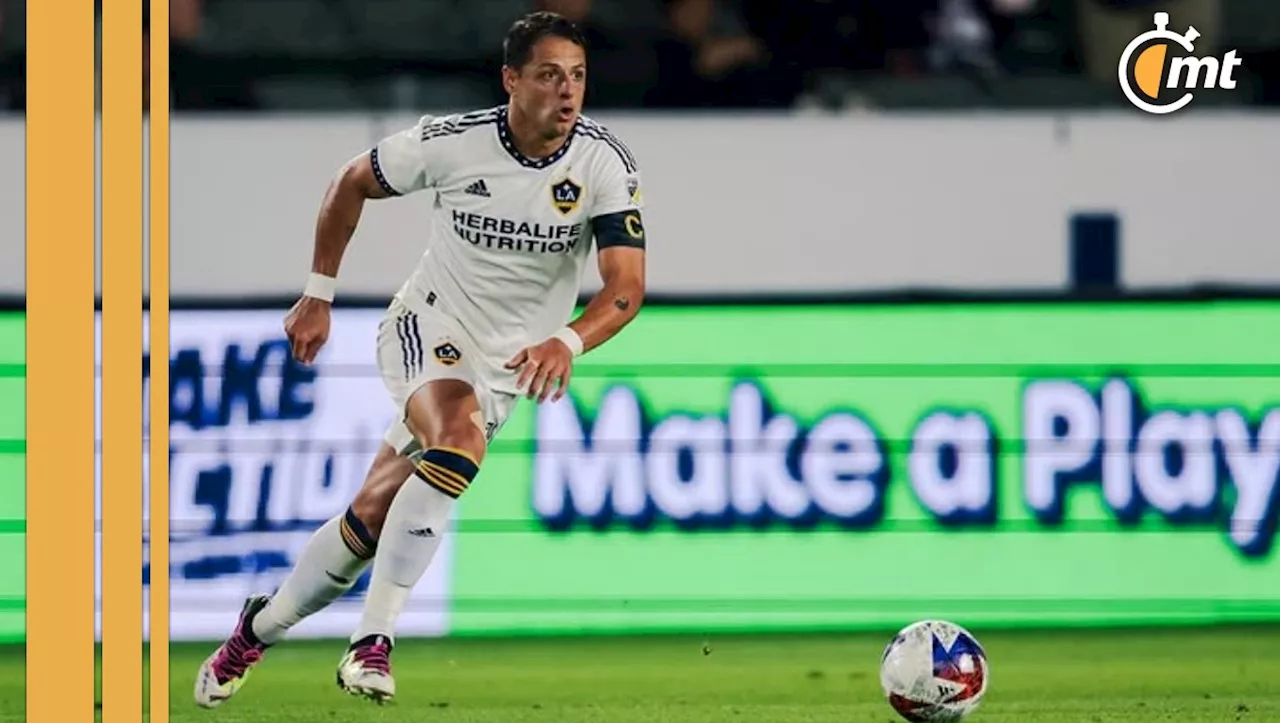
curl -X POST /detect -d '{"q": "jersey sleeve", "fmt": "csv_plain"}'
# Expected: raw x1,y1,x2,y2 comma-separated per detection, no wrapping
369,115,447,196
590,141,646,250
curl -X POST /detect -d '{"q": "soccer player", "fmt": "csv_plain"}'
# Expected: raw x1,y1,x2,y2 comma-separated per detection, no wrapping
193,10,647,707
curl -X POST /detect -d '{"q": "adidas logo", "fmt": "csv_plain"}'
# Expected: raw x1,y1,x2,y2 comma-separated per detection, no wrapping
464,179,490,197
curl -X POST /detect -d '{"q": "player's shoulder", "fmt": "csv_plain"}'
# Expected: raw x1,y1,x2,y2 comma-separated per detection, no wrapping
416,106,504,144
574,114,639,174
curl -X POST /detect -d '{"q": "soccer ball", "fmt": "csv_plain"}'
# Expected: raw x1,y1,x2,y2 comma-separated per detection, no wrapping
879,620,989,722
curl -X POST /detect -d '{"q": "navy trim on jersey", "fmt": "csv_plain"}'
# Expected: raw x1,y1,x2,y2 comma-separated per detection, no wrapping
406,105,636,173
496,106,576,169
369,147,402,197
577,117,638,174
593,209,646,250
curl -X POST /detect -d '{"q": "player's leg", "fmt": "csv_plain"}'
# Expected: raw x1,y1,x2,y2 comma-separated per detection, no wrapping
193,437,416,708
249,440,416,641
336,379,488,702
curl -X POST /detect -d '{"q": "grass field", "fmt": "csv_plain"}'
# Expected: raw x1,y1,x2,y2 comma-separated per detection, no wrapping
1,626,1278,722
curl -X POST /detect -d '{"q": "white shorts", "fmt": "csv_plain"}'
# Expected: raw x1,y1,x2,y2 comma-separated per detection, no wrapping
376,298,519,457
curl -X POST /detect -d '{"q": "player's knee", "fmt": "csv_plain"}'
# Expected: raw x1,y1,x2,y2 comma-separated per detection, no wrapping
411,425,485,500
435,423,487,463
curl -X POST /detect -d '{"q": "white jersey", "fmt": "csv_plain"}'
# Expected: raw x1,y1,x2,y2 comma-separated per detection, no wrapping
370,105,644,362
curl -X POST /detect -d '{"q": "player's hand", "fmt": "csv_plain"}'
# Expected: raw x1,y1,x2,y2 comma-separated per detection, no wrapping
283,296,332,365
505,337,575,403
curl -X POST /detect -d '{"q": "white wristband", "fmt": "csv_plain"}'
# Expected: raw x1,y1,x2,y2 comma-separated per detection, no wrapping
303,272,337,302
551,326,584,357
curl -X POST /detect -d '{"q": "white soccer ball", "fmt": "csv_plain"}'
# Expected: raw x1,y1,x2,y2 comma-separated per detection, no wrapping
879,620,989,722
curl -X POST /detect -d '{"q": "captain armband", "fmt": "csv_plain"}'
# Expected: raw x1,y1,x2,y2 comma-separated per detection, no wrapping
593,210,646,250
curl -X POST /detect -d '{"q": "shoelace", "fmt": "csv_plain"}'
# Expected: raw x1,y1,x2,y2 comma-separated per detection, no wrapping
353,641,391,674
210,632,263,683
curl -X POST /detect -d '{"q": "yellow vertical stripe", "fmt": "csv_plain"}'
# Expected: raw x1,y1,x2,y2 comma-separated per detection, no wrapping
26,0,98,720
148,0,172,718
102,0,145,720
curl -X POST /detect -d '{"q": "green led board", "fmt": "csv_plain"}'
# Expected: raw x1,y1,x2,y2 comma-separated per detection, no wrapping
0,312,24,643
447,301,1280,636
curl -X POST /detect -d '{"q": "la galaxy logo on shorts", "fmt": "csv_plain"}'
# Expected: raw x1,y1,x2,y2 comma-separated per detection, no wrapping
551,177,583,215
433,342,462,367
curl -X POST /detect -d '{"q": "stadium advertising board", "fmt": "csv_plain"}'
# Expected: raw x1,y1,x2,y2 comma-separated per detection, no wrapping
0,312,22,643
115,302,1280,640
455,301,1280,635
126,309,451,641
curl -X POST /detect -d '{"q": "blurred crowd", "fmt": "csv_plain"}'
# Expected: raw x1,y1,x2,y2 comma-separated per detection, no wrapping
0,0,1278,112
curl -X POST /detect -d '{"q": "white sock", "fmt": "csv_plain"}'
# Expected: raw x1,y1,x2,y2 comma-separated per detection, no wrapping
351,479,454,643
252,514,372,645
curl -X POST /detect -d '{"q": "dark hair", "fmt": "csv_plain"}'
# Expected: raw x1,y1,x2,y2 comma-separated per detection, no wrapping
502,11,587,69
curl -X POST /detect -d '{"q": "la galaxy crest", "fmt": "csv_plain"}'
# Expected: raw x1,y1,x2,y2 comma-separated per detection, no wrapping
433,342,462,367
551,176,583,215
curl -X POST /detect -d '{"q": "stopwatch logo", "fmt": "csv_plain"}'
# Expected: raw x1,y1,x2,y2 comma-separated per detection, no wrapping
1118,12,1243,115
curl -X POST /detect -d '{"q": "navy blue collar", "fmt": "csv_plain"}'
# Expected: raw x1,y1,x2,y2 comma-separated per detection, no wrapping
496,106,577,169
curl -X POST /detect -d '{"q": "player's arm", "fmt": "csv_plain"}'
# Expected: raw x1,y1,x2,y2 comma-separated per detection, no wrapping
568,218,646,354
311,118,437,281
286,117,438,364
309,151,397,278
508,226,645,403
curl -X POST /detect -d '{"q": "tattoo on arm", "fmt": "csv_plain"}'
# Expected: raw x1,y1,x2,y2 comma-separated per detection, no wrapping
613,296,631,312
